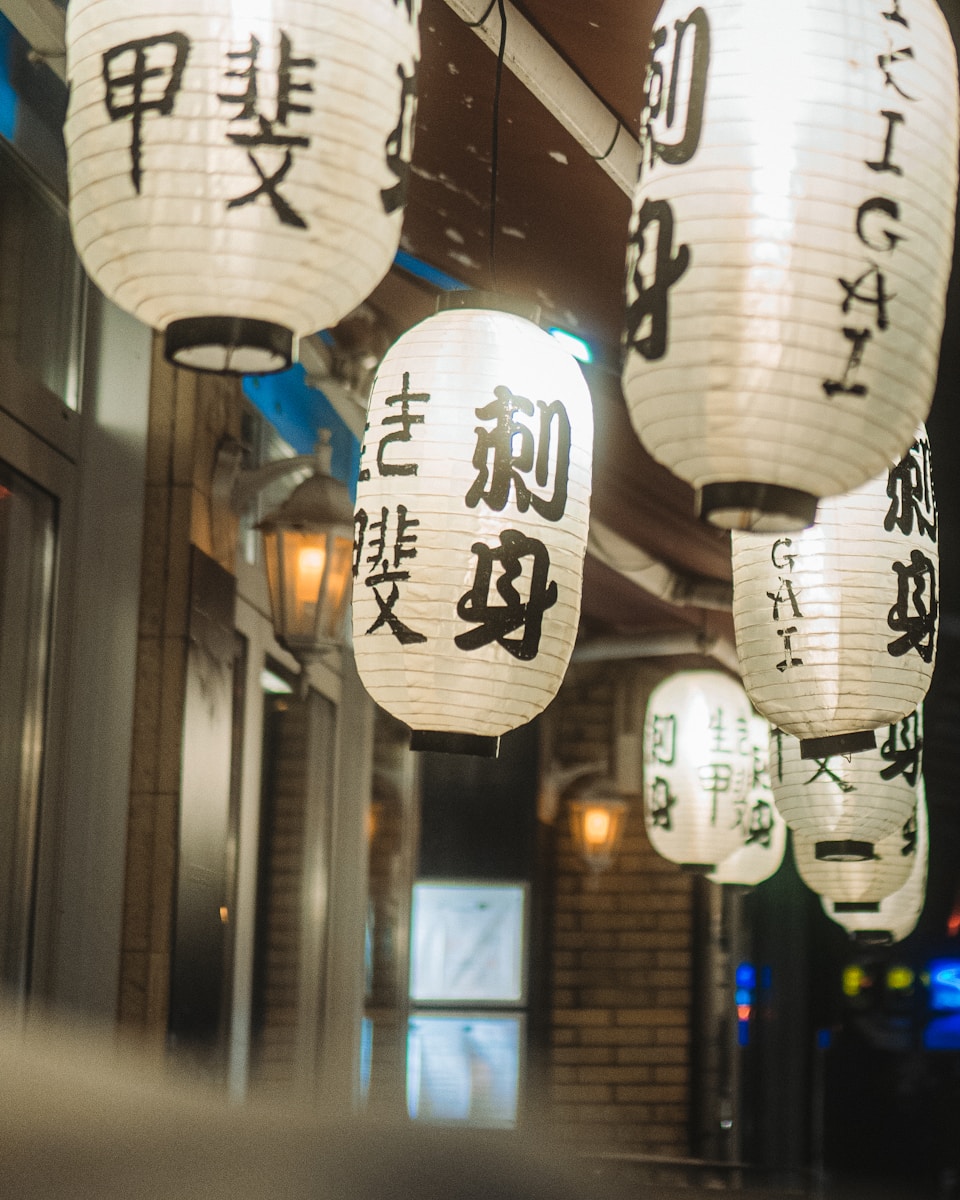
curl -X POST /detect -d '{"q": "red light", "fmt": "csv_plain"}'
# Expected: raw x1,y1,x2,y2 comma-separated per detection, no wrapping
737,1004,752,1022
948,890,960,937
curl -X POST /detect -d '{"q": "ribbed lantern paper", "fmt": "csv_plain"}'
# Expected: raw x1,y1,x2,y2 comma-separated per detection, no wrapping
643,670,754,871
821,784,928,945
708,715,787,887
793,792,921,906
731,431,938,758
64,0,420,373
622,0,959,531
770,712,922,861
352,295,593,757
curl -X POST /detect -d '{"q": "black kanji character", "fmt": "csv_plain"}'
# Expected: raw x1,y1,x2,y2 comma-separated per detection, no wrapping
806,759,856,793
102,33,190,193
745,798,775,848
219,32,316,227
901,809,918,856
465,385,571,521
651,714,677,766
885,437,936,539
697,762,732,824
878,46,916,101
381,61,418,215
366,371,430,479
625,198,690,361
880,710,923,784
454,529,558,660
649,777,677,830
362,505,427,645
642,7,710,171
888,550,937,662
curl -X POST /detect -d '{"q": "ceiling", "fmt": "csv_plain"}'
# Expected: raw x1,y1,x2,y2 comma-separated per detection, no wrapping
357,0,960,937
359,0,737,657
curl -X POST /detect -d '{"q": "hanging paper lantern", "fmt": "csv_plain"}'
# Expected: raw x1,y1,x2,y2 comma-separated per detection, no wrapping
793,789,921,906
622,0,959,531
821,783,928,945
642,670,754,871
770,711,921,861
731,431,937,758
352,293,593,756
64,0,420,374
708,715,787,887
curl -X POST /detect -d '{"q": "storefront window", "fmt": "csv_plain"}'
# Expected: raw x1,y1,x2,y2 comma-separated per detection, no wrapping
0,460,56,995
0,139,84,412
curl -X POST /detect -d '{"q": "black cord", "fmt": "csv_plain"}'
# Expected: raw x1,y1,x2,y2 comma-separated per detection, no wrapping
592,121,621,163
488,0,507,289
465,0,497,27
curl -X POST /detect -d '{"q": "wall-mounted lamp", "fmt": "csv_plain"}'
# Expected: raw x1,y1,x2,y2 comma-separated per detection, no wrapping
568,795,628,875
214,430,354,669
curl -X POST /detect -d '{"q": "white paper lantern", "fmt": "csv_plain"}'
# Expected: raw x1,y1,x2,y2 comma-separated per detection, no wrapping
770,711,921,860
821,783,928,945
643,670,754,870
622,0,959,531
65,0,420,373
731,431,938,757
709,715,787,886
352,294,593,756
793,788,921,906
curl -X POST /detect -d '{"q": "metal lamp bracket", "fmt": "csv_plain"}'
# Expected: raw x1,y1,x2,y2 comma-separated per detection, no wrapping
212,435,332,518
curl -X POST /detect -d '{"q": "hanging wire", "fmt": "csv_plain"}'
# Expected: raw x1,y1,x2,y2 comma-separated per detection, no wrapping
487,0,508,290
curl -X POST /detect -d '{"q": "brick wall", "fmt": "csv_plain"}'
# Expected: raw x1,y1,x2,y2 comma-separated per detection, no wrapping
544,660,696,1155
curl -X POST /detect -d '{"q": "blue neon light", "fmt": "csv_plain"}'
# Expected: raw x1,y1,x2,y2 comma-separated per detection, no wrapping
548,327,593,364
735,962,757,990
393,248,469,293
924,1014,960,1051
0,16,20,142
929,959,960,1012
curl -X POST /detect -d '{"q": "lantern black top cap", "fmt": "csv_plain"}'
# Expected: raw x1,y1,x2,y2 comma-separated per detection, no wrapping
437,289,541,325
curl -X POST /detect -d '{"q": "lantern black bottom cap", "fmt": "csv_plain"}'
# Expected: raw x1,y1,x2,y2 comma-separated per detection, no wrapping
800,729,877,759
680,862,716,875
852,930,894,946
816,839,874,862
164,316,294,376
834,901,881,914
697,482,818,532
409,730,501,757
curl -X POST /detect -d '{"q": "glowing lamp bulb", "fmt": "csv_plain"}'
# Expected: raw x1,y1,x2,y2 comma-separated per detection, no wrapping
296,544,327,604
583,807,612,847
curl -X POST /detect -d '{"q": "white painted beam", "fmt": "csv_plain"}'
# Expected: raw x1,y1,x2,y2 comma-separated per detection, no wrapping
443,0,640,196
0,0,65,78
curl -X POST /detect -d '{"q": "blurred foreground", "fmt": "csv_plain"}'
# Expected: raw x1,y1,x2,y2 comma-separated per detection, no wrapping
0,1012,948,1200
